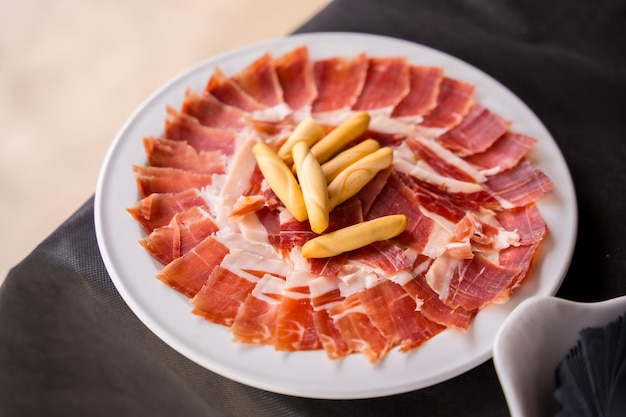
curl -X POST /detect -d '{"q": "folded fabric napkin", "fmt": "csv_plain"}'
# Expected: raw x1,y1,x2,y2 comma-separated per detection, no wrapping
554,312,626,417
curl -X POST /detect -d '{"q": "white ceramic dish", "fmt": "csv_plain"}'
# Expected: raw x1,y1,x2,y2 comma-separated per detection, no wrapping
494,295,626,417
94,32,577,399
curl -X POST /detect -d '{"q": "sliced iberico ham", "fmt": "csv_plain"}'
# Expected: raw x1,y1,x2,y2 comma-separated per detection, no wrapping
143,137,225,175
165,107,236,154
127,45,555,363
391,66,444,119
359,280,445,352
133,165,213,198
139,206,218,265
352,56,410,113
127,188,209,233
485,159,554,207
273,271,321,351
465,132,537,174
230,274,285,345
156,236,229,298
231,52,284,108
205,67,266,112
311,53,368,113
418,77,475,133
181,90,247,131
274,45,317,111
437,104,511,156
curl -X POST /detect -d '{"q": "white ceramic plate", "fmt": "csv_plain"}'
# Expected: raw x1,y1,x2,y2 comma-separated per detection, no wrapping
94,32,577,399
494,295,626,417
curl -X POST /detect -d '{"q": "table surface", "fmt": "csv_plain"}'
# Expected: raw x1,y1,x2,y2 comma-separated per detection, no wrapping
1,1,625,416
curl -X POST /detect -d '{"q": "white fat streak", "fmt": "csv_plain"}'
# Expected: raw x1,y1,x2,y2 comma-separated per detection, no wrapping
310,108,354,126
369,113,421,135
237,212,271,246
417,206,457,259
410,136,487,182
215,228,277,260
248,102,293,122
394,159,483,194
309,275,341,309
221,248,290,278
338,269,378,297
251,274,286,304
425,253,461,300
284,270,317,300
220,135,258,208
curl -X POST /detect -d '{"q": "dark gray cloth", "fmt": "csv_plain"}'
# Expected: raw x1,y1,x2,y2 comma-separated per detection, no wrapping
1,1,625,416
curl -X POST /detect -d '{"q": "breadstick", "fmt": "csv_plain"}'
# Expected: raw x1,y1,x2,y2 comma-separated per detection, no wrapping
252,141,307,221
327,147,393,210
277,117,325,165
310,111,370,164
321,138,380,182
301,215,408,258
292,141,329,233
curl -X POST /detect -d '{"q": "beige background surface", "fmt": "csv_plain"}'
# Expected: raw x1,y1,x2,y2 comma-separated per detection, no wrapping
0,0,331,284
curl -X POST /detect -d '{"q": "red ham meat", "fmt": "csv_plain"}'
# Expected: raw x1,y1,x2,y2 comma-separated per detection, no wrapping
327,292,392,363
398,255,477,330
165,107,236,154
230,274,285,345
437,104,511,156
205,67,266,112
419,77,475,131
133,165,213,198
139,206,218,265
485,159,554,207
232,52,284,108
274,46,317,110
156,236,229,298
311,53,368,113
127,189,209,233
352,56,410,112
391,66,444,118
127,46,555,363
309,276,353,359
181,90,247,131
143,137,225,174
273,271,321,351
359,280,445,352
465,132,538,174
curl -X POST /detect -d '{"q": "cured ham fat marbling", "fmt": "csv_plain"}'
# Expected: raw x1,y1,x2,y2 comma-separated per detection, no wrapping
128,45,554,363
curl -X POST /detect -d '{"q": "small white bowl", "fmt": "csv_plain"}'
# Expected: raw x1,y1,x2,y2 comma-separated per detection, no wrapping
493,294,626,417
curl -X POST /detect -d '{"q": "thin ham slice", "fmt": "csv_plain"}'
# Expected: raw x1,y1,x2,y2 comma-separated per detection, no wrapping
181,89,247,131
156,236,229,298
127,189,209,233
165,107,236,154
391,66,444,118
437,104,511,156
310,276,353,359
359,280,445,352
311,53,368,113
495,203,547,245
465,132,537,174
327,292,392,363
274,46,317,110
232,52,284,108
485,159,554,207
143,137,225,174
433,253,522,311
205,67,266,112
133,165,213,198
230,274,285,345
419,77,475,130
273,271,321,351
352,57,410,112
398,255,477,330
139,206,218,265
